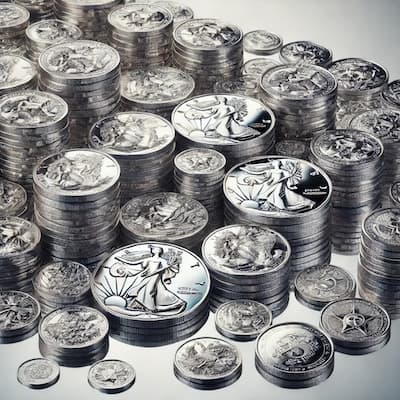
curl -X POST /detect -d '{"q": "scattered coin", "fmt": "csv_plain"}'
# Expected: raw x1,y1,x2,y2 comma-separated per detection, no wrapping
17,358,60,389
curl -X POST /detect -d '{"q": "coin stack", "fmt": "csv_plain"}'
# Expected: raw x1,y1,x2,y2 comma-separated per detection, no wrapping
202,225,291,316
33,149,121,270
91,242,211,347
173,18,243,92
0,178,29,218
38,40,121,147
174,148,226,229
25,19,82,62
310,129,384,254
223,156,332,280
120,192,209,254
389,182,400,207
0,90,69,190
0,217,41,292
88,112,175,204
358,208,400,319
256,322,334,388
275,140,309,159
0,2,30,56
39,306,109,367
108,3,173,70
0,55,36,96
382,80,400,110
260,64,337,142
153,1,194,28
33,261,92,315
172,94,276,168
328,58,388,128
15,0,53,22
279,40,333,67
120,67,195,120
213,75,260,99
54,0,121,42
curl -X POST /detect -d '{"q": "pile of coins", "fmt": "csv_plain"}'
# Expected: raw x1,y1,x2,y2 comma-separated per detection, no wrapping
88,112,175,204
223,156,332,280
0,55,36,95
0,2,29,56
358,208,400,319
120,67,195,120
33,149,121,270
120,193,209,254
202,225,291,316
91,242,211,347
25,19,82,62
0,90,69,190
256,322,334,388
0,179,29,218
33,261,92,315
279,40,333,67
310,129,384,254
15,0,53,22
0,217,41,292
382,80,400,109
260,64,337,142
38,40,121,147
108,3,173,70
173,18,243,92
328,58,388,128
213,74,260,99
39,306,109,367
172,94,276,167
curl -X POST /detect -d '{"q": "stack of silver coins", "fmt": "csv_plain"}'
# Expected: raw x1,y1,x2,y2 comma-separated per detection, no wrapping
54,0,121,42
108,3,173,70
15,0,53,22
120,192,209,253
88,112,175,204
0,90,69,190
174,148,226,229
202,225,291,316
33,149,121,270
223,156,332,280
91,242,211,347
0,55,36,95
242,58,279,77
328,58,388,128
243,30,282,56
358,208,400,319
120,67,195,120
389,182,400,207
173,18,243,92
256,322,334,388
0,2,29,56
39,306,109,367
153,1,193,27
0,217,41,292
275,140,309,159
172,94,276,168
279,40,333,67
38,40,120,147
25,19,82,62
33,261,92,315
382,80,400,110
260,64,337,142
0,178,29,218
310,129,384,254
213,74,260,99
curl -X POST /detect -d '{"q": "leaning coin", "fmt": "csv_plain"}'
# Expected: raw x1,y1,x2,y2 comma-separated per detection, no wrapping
17,358,60,389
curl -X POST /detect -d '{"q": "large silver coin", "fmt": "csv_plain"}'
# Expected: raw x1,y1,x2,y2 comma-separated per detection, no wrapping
17,358,60,390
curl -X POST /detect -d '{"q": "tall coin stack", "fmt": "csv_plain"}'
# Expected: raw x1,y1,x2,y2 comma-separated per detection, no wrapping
328,58,388,128
15,0,53,22
33,149,121,270
260,64,337,142
382,80,400,110
202,225,291,316
223,156,332,280
38,40,121,147
174,148,226,229
88,112,175,204
108,3,173,70
0,179,29,218
173,18,243,92
358,208,400,319
279,40,333,67
0,90,69,191
310,129,384,254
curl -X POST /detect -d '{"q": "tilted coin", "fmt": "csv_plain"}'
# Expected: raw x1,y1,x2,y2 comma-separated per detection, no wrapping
17,358,60,390
280,40,332,67
243,30,282,55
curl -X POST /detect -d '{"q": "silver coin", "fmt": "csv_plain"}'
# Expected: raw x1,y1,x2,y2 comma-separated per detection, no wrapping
26,19,82,45
17,358,60,390
389,182,400,206
174,148,226,176
242,58,279,77
244,30,282,55
153,1,193,26
0,55,36,94
0,3,30,32
280,40,332,67
382,80,400,109
275,140,309,158
213,74,260,97
0,179,27,217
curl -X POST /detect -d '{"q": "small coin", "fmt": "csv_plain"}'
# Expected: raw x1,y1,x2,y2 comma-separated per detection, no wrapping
244,30,282,55
17,358,60,390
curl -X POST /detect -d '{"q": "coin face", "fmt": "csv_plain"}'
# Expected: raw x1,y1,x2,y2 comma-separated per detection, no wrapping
153,1,193,25
363,208,400,247
0,179,27,217
26,19,82,44
88,360,136,394
390,182,400,206
0,55,36,91
244,30,282,55
280,41,332,66
17,358,60,389
175,148,226,175
0,3,29,30
382,80,400,108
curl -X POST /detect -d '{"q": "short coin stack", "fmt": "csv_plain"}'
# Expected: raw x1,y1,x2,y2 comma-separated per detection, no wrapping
243,30,282,56
91,242,211,347
108,3,173,70
38,40,121,147
15,0,53,22
88,112,175,204
0,178,29,218
223,156,332,280
213,75,260,99
0,55,36,95
310,129,384,254
381,80,400,110
33,149,121,270
173,18,243,92
174,148,226,229
260,64,337,142
358,208,400,319
202,225,291,316
279,40,333,67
